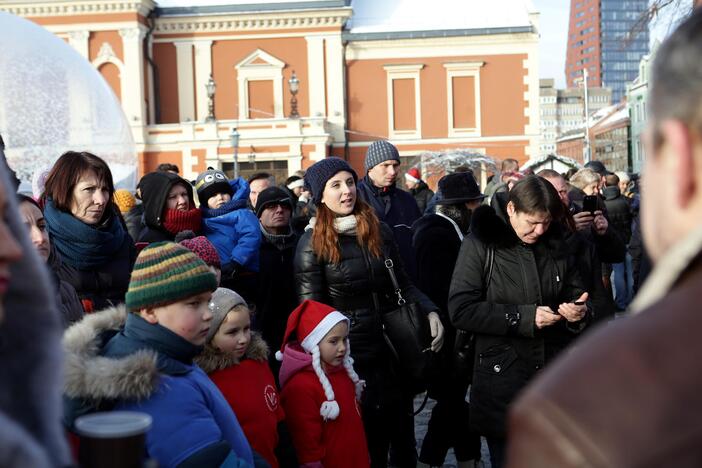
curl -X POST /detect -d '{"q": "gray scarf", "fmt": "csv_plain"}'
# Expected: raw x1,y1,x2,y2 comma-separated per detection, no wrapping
259,223,296,251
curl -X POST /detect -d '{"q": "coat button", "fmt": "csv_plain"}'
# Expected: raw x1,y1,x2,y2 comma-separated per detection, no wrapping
493,364,501,373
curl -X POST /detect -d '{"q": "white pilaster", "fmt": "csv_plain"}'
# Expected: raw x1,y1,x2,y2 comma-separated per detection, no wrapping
174,41,196,122
67,30,90,59
305,36,326,117
119,27,148,132
194,40,213,121
324,34,346,141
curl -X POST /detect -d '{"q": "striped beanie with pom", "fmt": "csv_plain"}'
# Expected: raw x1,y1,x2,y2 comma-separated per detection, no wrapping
126,241,217,312
277,300,365,421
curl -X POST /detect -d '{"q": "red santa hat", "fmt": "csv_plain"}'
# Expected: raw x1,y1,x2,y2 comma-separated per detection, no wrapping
276,300,364,421
404,167,421,183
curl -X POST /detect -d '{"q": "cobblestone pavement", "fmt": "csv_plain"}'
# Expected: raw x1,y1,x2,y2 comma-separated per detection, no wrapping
414,395,492,468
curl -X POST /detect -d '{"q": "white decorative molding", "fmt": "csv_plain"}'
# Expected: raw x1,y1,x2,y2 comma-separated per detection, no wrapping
67,30,90,59
443,61,484,138
0,1,155,18
118,27,145,42
384,64,424,140
93,42,123,70
235,49,286,120
154,9,352,34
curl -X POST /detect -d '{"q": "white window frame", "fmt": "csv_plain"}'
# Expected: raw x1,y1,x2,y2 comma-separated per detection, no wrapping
444,61,484,138
383,64,424,140
235,49,285,120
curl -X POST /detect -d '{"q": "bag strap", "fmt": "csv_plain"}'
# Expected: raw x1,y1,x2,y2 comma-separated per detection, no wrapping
484,244,495,289
383,256,406,306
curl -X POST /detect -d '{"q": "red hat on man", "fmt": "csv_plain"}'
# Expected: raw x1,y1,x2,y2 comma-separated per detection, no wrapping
404,167,421,184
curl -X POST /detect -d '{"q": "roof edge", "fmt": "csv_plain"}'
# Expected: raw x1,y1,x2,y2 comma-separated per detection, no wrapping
343,25,535,42
155,0,348,16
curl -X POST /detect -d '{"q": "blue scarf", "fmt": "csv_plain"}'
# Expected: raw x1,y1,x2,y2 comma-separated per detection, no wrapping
44,198,128,270
201,198,248,219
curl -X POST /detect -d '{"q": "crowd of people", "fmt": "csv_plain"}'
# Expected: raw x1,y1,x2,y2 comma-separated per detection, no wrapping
0,8,701,468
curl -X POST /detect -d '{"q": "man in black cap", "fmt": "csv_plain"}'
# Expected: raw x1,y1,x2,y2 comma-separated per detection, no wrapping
253,186,300,370
412,172,485,468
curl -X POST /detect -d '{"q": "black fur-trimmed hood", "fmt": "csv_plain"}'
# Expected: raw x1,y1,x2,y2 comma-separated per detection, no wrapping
470,201,568,255
195,332,269,374
63,305,159,401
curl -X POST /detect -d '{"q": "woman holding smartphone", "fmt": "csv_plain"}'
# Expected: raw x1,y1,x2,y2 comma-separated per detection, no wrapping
448,175,590,468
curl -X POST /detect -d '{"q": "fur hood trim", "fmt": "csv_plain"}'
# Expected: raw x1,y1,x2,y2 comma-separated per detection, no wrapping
195,332,269,374
471,204,568,255
63,305,159,401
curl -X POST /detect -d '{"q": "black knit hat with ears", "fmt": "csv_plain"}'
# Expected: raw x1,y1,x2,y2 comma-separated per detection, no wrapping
194,167,233,207
303,158,357,205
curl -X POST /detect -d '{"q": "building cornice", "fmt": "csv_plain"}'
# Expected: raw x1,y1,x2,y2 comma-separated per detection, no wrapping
153,7,352,34
0,0,156,18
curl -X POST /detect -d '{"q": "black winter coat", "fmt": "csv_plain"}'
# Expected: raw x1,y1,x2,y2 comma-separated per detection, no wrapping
602,186,633,244
413,212,467,399
448,203,589,438
254,229,300,353
410,182,434,215
295,222,436,403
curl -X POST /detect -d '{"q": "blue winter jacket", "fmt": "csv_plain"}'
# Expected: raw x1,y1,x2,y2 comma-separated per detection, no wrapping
201,178,262,272
62,307,255,468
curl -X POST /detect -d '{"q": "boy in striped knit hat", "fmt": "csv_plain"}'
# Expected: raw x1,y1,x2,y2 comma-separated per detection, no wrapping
63,242,263,468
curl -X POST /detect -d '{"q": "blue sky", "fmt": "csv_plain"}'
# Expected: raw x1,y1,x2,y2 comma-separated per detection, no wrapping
532,1,570,88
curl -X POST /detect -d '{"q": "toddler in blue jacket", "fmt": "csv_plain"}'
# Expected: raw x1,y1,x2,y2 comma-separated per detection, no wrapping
195,168,261,281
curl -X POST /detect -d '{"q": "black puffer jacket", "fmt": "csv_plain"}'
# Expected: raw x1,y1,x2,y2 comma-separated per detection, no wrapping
448,202,589,438
410,181,434,214
295,222,436,378
602,186,633,244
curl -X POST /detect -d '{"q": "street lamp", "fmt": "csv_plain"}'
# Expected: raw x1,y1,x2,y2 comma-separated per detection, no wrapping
288,71,300,118
230,127,240,179
205,74,216,122
575,69,592,164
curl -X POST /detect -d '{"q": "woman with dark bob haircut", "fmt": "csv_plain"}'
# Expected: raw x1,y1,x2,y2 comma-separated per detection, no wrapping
448,175,591,468
42,151,135,311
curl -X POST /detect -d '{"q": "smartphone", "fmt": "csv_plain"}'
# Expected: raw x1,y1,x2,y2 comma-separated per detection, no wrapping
582,195,597,214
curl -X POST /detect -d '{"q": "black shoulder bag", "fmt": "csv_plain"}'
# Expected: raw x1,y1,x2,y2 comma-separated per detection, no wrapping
453,245,494,381
379,256,433,394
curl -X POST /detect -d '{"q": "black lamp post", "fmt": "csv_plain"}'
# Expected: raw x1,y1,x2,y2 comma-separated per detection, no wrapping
205,74,216,122
288,71,300,118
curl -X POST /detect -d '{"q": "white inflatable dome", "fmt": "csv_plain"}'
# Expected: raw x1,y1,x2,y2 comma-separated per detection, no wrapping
0,12,137,191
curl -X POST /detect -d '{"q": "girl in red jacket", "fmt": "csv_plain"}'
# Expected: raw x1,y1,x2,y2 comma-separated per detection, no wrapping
277,300,370,468
195,287,284,467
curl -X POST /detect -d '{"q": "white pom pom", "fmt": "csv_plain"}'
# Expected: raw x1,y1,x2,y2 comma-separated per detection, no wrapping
320,400,340,421
275,350,284,361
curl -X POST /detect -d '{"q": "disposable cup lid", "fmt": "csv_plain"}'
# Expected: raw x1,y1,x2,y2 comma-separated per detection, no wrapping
74,411,152,439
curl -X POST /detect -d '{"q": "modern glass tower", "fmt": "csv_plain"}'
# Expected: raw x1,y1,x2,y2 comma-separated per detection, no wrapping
566,0,649,102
